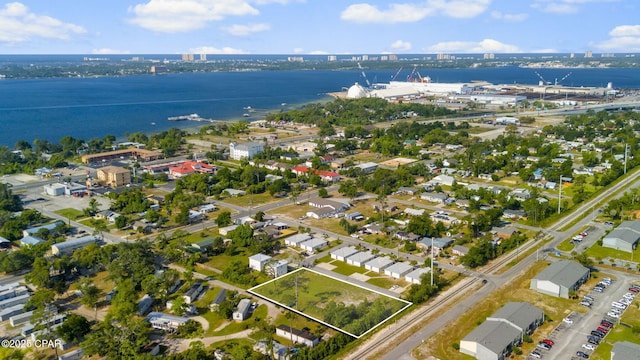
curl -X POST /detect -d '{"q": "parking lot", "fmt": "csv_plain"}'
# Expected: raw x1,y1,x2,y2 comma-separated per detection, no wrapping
554,274,637,359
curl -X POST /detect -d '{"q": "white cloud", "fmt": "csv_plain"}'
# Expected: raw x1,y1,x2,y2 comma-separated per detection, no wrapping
593,24,640,52
341,0,490,24
189,45,249,54
390,40,412,51
221,23,270,36
609,25,640,37
490,11,528,22
308,50,328,55
531,0,616,14
0,2,86,44
92,48,131,54
128,0,260,32
293,47,304,53
426,38,521,53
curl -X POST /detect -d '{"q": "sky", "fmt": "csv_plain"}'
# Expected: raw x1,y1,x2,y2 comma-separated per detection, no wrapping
0,0,639,55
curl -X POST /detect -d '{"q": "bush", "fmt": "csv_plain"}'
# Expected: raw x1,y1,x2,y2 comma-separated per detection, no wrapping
452,343,460,350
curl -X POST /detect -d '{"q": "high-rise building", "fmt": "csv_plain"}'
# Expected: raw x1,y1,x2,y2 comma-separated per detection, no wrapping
199,54,207,61
327,55,337,61
182,53,194,61
584,51,593,58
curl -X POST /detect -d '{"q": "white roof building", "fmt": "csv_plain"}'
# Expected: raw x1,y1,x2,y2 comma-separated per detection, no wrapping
405,267,431,284
249,254,272,272
345,250,376,267
384,262,414,279
299,238,327,252
284,233,312,247
229,142,264,160
330,246,360,261
363,256,394,273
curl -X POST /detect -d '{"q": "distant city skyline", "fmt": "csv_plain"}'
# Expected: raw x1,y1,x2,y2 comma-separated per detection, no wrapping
0,0,639,55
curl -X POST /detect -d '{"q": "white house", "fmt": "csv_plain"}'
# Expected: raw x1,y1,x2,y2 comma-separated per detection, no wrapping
299,238,327,252
363,256,394,273
233,298,251,321
249,254,272,272
405,267,431,284
330,246,360,261
345,251,376,267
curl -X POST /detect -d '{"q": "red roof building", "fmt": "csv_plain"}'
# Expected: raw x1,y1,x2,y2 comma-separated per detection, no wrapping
169,161,215,178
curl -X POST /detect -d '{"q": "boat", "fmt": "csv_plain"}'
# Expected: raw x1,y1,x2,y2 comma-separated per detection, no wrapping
168,113,200,121
243,113,250,117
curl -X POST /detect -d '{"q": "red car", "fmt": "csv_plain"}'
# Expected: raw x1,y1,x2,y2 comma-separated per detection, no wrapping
629,287,639,293
542,339,555,346
600,322,612,329
597,327,609,334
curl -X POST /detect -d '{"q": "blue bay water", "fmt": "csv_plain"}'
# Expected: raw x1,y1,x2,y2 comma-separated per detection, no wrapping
0,66,638,147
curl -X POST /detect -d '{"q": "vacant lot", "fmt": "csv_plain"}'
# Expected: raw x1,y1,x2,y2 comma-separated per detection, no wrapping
249,268,411,337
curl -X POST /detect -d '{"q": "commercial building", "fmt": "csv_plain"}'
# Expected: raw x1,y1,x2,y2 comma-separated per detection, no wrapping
229,142,264,160
602,220,640,253
460,302,544,360
530,260,589,298
81,148,163,164
168,161,215,178
96,166,131,187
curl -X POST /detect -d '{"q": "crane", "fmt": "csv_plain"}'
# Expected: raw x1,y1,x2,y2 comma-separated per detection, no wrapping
357,62,371,88
555,71,572,85
391,67,403,81
534,71,550,85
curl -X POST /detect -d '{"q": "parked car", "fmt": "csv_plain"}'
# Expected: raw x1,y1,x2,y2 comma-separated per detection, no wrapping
590,330,605,338
580,301,592,307
563,317,574,324
542,339,555,346
607,311,620,318
630,287,640,293
537,342,551,350
587,336,601,345
584,295,595,301
600,322,612,329
582,343,596,351
576,351,590,359
530,351,542,359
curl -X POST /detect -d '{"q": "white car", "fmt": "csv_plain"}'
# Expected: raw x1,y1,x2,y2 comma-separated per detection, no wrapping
607,311,620,318
582,343,596,351
563,317,574,324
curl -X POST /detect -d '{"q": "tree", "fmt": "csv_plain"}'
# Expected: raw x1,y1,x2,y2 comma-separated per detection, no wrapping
78,278,101,311
24,289,56,333
25,257,51,288
56,313,91,343
216,211,232,227
171,296,189,316
114,214,128,229
318,188,329,198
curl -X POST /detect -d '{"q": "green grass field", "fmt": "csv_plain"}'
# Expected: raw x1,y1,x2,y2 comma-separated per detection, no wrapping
249,268,410,337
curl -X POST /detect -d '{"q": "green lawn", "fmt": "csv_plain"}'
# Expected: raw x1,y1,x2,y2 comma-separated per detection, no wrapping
366,276,406,290
329,261,368,276
249,268,410,337
54,208,85,220
588,305,640,360
585,243,640,263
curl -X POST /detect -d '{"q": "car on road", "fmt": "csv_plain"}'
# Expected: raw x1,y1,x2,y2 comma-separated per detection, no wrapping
582,343,596,351
576,351,590,359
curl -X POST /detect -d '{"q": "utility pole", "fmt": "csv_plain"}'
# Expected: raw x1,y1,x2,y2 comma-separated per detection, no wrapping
558,176,563,214
430,236,434,287
624,143,628,174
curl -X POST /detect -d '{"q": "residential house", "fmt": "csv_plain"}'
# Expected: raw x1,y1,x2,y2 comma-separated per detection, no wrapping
405,267,431,284
265,260,289,278
51,236,100,256
421,192,449,204
168,161,215,178
146,312,190,333
384,262,414,279
345,251,376,267
276,325,319,347
330,246,360,262
209,289,226,312
249,254,272,272
452,245,470,256
299,238,327,252
183,282,205,304
233,298,251,321
363,256,394,273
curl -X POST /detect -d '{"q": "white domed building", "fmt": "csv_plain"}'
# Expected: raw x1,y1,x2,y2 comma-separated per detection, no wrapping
346,82,369,99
